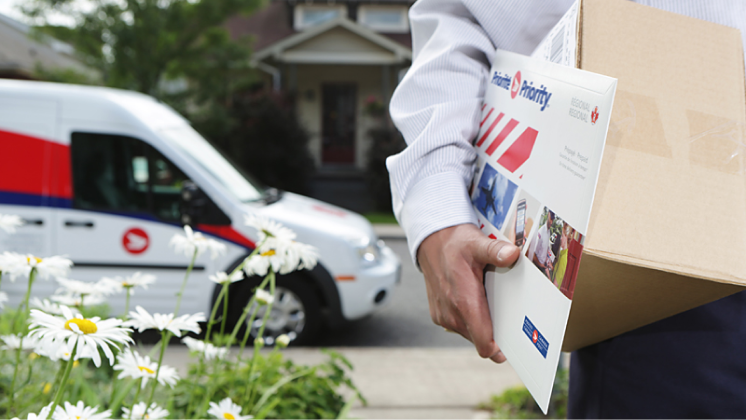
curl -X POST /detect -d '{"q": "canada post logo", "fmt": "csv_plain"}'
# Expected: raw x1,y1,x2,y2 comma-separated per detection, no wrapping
510,71,521,99
509,71,552,112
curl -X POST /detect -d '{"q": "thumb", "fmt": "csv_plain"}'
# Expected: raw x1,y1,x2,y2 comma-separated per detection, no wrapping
471,235,520,267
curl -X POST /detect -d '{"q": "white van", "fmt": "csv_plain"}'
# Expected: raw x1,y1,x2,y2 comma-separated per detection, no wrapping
0,79,401,344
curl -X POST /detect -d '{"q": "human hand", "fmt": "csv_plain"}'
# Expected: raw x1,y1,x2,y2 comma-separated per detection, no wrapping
417,224,520,363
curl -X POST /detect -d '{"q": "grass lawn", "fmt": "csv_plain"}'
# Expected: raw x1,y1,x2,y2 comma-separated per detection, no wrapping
363,212,398,225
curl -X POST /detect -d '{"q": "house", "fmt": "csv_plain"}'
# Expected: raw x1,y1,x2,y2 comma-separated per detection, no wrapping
0,13,95,81
226,0,413,212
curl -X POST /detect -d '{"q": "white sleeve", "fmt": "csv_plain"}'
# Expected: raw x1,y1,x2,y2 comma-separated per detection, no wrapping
386,0,495,265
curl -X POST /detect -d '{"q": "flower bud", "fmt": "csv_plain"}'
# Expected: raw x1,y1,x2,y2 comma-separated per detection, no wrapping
254,337,265,347
276,334,290,348
254,289,275,305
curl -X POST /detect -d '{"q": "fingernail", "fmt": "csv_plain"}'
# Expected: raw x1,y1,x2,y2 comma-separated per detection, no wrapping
497,245,516,263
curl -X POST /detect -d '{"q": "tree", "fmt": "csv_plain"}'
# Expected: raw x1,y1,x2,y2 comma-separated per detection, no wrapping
23,0,316,194
23,0,263,98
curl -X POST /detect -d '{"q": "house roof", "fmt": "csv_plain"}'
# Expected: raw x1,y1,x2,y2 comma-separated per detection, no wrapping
0,13,95,79
226,0,412,52
252,16,411,65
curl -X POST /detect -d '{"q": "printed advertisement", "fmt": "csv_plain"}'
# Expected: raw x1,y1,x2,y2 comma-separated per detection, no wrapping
473,49,616,413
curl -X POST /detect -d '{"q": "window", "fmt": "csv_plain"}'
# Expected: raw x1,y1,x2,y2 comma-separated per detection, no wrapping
358,5,409,33
71,132,189,222
294,4,346,30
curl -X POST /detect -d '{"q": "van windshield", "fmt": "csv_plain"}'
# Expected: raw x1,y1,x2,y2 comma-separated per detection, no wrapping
159,126,264,203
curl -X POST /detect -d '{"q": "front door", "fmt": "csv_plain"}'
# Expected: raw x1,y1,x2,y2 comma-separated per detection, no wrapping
321,84,357,165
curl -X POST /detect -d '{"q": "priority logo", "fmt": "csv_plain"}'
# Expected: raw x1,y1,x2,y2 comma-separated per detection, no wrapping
510,71,521,99
591,106,599,125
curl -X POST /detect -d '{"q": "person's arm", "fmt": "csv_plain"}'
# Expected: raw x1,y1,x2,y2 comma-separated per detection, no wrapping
387,0,520,363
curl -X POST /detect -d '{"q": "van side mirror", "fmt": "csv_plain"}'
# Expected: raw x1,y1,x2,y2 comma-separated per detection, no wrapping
180,181,207,226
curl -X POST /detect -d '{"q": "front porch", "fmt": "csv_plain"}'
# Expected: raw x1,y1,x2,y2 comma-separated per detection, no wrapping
252,17,411,212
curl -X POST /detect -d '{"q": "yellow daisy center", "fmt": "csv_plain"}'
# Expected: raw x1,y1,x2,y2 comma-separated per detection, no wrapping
27,256,42,264
223,413,235,420
260,249,276,257
64,318,98,334
123,282,133,287
138,365,155,374
72,361,80,368
43,382,52,394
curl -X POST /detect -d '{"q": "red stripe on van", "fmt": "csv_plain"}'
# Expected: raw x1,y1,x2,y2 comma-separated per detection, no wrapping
0,130,72,199
196,224,256,249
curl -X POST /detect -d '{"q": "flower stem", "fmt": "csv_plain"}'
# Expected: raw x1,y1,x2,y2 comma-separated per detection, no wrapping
9,268,37,412
246,271,276,406
128,378,143,420
174,249,198,317
185,358,205,417
205,284,227,343
49,341,78,414
143,331,169,414
220,283,230,337
123,288,132,320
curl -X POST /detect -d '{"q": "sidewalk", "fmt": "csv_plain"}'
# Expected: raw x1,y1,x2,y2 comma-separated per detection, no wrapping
372,224,405,240
156,346,523,419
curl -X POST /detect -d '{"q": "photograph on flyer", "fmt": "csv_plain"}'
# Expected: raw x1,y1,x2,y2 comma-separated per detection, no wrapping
473,163,519,231
525,207,584,299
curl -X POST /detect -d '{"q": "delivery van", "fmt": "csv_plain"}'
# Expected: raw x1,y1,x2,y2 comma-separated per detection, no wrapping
0,79,401,344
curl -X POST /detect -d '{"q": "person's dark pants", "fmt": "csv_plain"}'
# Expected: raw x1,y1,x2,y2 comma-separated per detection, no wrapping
568,291,746,418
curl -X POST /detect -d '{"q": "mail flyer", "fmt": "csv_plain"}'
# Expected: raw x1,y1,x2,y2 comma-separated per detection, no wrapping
472,49,616,413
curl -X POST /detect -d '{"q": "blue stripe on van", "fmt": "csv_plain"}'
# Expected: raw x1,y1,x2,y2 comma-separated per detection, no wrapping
0,191,72,208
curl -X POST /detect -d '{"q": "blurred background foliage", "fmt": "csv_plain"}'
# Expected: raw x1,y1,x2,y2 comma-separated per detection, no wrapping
22,0,316,195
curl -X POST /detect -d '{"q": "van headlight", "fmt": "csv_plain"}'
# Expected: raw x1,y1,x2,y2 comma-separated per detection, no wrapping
354,238,383,267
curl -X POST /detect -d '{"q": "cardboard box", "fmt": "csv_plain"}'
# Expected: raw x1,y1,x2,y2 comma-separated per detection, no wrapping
542,0,746,351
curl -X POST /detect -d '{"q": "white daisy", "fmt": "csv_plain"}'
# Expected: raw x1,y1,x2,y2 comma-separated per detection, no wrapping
30,297,63,315
2,253,73,281
28,305,133,367
209,271,243,285
254,289,274,306
243,249,286,277
56,277,117,297
113,348,179,389
51,400,111,420
182,336,229,361
99,272,156,295
244,214,296,244
34,339,94,362
16,404,52,420
207,397,251,420
0,291,7,310
126,306,205,337
169,225,227,260
0,214,24,234
281,241,319,274
121,403,169,420
51,293,106,308
1,334,39,351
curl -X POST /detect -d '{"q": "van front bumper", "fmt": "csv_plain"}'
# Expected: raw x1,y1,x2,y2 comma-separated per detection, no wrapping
335,243,401,321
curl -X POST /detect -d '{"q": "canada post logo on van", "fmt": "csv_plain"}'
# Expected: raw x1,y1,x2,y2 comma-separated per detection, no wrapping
495,70,553,112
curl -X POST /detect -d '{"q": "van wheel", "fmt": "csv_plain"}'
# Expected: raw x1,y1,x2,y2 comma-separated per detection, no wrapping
225,274,321,346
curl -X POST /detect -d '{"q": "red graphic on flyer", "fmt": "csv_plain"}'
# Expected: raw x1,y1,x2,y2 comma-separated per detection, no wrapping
123,228,149,254
591,106,599,124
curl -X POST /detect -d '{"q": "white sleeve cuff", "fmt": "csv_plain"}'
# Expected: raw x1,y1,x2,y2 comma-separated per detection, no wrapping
397,171,478,268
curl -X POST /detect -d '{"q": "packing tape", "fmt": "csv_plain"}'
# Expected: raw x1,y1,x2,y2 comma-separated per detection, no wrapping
688,119,746,175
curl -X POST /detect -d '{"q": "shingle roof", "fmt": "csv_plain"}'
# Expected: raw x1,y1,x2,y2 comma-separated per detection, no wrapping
0,13,95,79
